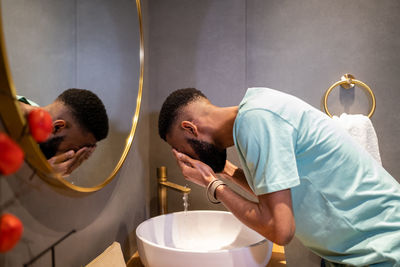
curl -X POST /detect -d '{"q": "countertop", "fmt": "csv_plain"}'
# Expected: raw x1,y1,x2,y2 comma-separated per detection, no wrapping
267,244,286,267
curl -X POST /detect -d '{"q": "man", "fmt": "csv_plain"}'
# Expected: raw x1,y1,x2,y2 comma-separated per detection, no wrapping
19,88,109,176
158,87,400,266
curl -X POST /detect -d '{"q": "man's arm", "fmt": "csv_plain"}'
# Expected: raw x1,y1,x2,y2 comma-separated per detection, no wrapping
219,160,255,196
216,184,295,245
173,149,296,245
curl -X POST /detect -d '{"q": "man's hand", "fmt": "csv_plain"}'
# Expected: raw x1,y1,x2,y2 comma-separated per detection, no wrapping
172,149,216,187
48,146,95,177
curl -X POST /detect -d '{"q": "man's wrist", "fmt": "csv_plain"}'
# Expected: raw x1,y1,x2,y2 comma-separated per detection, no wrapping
206,179,226,204
215,182,226,202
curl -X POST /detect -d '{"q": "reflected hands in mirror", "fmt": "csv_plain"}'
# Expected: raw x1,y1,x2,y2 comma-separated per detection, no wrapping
17,88,109,178
48,146,96,177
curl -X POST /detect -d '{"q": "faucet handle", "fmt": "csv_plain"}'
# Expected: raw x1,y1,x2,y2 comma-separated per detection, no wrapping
157,166,167,181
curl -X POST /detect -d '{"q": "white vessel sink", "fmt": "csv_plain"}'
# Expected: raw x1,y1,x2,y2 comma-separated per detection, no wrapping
136,210,273,267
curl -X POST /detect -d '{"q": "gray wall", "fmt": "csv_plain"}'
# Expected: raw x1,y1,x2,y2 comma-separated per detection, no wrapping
148,0,400,266
148,0,247,216
0,0,149,266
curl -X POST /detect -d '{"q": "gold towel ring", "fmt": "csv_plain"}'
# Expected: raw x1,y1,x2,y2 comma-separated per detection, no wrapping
323,74,376,118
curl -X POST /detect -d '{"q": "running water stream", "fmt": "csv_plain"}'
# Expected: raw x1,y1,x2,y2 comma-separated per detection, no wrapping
183,192,189,212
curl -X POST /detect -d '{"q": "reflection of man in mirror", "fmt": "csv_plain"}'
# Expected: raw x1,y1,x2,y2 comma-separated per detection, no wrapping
18,88,109,176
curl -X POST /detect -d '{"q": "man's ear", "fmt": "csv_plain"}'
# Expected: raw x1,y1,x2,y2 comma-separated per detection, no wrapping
53,120,66,134
181,121,198,137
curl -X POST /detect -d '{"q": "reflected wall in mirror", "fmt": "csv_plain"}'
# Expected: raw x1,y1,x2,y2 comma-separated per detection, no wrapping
0,0,143,190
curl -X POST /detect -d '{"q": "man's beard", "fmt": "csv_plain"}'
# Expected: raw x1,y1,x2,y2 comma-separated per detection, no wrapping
187,138,227,173
39,136,65,159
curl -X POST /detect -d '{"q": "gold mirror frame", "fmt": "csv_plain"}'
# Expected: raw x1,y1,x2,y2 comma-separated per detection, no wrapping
0,0,144,192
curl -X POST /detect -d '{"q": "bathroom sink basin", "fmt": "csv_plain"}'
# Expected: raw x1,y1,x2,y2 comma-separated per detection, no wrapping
136,210,273,267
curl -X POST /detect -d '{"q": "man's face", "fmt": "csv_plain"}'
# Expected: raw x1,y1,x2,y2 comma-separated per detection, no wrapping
166,131,226,173
186,138,227,173
40,124,96,159
39,136,65,159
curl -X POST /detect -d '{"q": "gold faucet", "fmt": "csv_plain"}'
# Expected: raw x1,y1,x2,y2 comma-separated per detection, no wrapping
157,166,191,215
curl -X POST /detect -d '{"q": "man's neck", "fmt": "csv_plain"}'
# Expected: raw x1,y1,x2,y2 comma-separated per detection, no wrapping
212,106,238,149
18,102,36,116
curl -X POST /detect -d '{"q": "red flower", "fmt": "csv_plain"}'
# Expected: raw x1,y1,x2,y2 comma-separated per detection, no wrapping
28,108,53,143
0,133,24,175
0,213,24,253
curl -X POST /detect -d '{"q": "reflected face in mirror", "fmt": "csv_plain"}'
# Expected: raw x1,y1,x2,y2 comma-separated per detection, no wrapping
39,121,96,160
19,88,109,174
39,136,65,159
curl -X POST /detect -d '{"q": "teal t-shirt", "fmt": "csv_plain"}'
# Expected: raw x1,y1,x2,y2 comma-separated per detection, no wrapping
17,95,40,107
233,88,400,266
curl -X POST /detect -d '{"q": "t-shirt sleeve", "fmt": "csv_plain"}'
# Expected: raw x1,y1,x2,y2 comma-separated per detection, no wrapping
16,95,40,107
234,109,300,195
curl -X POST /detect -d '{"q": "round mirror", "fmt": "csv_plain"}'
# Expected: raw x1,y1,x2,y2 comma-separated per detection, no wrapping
0,0,143,191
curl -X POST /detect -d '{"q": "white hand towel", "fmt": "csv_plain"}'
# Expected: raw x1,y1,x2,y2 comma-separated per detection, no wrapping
332,113,382,165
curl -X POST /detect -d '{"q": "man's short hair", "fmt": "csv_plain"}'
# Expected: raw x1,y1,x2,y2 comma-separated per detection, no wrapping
57,88,109,141
158,88,207,141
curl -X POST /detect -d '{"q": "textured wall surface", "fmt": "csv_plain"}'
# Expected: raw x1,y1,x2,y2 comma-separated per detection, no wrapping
0,0,149,266
148,0,246,216
148,0,400,266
